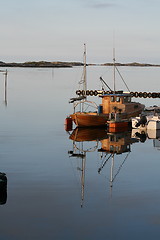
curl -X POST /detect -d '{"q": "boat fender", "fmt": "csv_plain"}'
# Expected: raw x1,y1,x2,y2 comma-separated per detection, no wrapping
65,117,73,131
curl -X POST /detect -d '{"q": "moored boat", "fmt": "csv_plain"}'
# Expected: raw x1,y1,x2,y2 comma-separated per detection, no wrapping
70,93,144,127
132,114,160,130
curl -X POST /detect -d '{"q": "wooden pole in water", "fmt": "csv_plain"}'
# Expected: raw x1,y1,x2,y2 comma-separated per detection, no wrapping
4,69,7,106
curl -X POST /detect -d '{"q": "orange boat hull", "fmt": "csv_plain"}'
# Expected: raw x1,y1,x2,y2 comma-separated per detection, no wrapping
70,112,109,127
70,107,143,127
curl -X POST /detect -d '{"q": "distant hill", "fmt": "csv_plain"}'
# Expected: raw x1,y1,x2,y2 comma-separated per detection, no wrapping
102,62,160,67
0,61,83,68
0,61,159,68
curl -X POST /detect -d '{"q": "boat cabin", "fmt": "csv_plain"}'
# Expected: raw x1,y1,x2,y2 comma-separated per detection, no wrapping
100,93,137,114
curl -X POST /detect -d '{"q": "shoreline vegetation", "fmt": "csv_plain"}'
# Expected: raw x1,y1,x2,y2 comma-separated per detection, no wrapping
0,61,160,68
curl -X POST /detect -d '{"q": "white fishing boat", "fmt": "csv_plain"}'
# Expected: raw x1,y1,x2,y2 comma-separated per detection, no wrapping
132,115,160,130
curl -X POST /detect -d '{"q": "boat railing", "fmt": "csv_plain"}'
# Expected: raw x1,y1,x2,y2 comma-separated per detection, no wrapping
73,100,98,113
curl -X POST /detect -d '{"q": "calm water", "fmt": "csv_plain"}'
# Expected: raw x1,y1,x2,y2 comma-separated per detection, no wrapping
0,66,160,239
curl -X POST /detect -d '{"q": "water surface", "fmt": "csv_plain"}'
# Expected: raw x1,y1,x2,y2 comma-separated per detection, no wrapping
0,66,159,239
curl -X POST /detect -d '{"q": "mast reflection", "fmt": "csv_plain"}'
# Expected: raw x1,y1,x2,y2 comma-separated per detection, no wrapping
68,127,160,206
68,127,138,206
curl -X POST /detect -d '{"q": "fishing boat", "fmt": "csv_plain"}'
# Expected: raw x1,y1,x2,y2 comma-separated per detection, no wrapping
132,114,160,130
69,45,145,128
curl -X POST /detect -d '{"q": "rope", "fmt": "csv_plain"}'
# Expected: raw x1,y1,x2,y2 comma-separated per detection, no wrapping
115,66,130,92
112,152,130,182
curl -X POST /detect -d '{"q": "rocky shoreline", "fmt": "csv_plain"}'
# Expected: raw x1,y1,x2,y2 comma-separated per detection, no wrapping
0,61,159,68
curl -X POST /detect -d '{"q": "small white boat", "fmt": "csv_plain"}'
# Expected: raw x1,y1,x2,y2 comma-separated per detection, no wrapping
132,115,160,130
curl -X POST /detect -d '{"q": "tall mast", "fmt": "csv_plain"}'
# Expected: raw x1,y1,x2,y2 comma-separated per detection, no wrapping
83,43,87,97
113,47,116,92
81,43,87,112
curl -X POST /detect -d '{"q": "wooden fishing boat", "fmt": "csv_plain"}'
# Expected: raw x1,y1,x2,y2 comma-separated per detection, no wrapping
70,93,144,127
68,44,145,128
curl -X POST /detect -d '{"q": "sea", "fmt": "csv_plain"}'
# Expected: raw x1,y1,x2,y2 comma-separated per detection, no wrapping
0,66,160,240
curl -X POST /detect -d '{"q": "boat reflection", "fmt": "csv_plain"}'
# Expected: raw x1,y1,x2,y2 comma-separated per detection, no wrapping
68,127,160,206
132,128,160,146
0,172,7,205
68,127,138,206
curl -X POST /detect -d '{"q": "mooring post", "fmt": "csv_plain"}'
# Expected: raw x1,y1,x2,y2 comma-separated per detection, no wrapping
4,69,7,106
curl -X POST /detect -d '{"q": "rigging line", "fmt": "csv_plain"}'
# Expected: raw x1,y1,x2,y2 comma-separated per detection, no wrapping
69,70,82,99
69,156,82,190
83,104,97,112
98,154,112,174
100,68,109,79
112,152,130,182
115,66,130,92
100,77,112,91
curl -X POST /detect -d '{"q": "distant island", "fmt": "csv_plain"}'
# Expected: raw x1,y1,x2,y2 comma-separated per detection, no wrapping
0,61,160,68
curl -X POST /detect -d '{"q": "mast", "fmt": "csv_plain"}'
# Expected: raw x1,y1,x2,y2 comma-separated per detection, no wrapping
83,43,87,96
113,48,116,93
81,43,87,112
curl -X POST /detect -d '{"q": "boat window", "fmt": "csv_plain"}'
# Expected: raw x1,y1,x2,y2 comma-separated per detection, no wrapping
110,145,114,152
111,96,115,102
115,146,119,152
128,97,131,102
115,136,119,142
110,135,115,142
116,97,120,102
124,96,131,103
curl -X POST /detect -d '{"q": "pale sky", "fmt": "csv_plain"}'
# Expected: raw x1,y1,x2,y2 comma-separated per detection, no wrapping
1,0,160,63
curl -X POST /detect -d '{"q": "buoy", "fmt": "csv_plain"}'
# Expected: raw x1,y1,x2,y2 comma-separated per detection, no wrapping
134,92,139,97
65,117,73,131
76,90,81,95
147,92,152,98
89,90,94,96
151,92,157,98
138,92,143,98
94,90,98,96
86,90,90,95
143,92,147,98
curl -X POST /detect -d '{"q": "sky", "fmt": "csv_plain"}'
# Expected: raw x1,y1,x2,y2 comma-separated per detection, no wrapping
0,0,160,63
